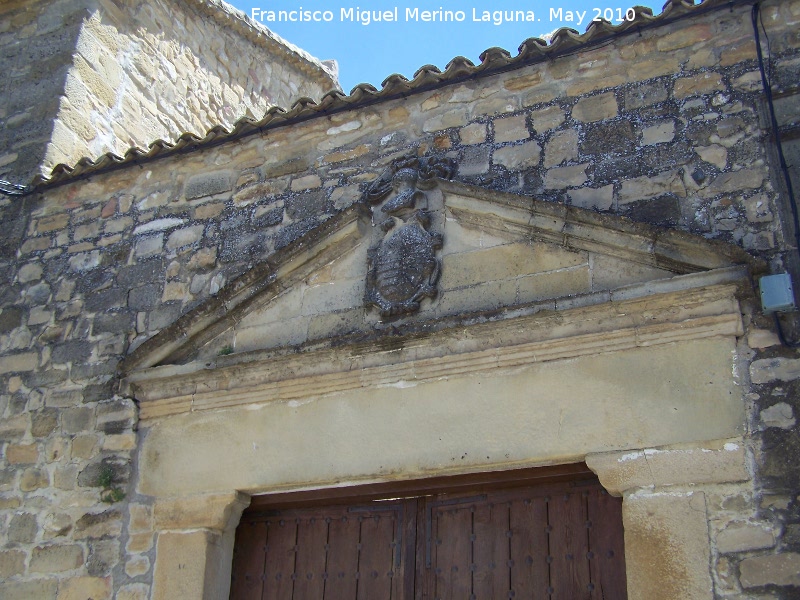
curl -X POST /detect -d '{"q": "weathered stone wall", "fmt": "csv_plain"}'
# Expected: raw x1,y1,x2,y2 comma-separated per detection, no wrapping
0,0,87,185
1,0,799,598
0,0,338,185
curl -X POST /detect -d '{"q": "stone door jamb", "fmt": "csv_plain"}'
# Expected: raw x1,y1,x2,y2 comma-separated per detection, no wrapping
587,440,752,600
151,491,250,600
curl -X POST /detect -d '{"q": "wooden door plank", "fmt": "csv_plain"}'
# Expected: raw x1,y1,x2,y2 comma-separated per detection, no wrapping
293,516,328,599
262,518,298,600
356,510,398,600
548,492,591,600
473,501,511,600
230,520,268,599
325,514,360,599
587,489,627,600
433,505,473,600
509,496,550,600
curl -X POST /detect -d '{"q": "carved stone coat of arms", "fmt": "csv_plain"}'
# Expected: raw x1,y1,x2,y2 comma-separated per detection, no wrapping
363,155,456,317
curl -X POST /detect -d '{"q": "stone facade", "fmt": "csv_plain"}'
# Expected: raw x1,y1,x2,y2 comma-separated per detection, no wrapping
0,0,800,598
0,0,338,185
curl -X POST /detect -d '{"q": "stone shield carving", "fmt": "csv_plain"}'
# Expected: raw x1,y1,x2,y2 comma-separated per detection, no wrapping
364,155,456,317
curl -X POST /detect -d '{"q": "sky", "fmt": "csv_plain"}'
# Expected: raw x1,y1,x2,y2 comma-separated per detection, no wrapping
227,0,662,94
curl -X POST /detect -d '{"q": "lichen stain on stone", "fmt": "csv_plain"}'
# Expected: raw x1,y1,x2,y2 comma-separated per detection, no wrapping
628,518,692,600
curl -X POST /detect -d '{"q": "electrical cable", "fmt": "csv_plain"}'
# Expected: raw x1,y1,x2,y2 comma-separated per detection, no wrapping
752,2,800,347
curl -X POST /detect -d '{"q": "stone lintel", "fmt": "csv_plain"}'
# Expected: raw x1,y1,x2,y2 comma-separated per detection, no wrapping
130,277,745,417
586,438,750,496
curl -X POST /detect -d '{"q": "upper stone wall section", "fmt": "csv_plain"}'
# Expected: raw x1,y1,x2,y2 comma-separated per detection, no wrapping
0,0,339,185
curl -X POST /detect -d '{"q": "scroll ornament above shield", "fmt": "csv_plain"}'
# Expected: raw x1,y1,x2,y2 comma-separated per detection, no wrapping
363,154,457,318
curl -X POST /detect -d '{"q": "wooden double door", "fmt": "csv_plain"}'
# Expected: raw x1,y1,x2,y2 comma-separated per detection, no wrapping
230,468,627,600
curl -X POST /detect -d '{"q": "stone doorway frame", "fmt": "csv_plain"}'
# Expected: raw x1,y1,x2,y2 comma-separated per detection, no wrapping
149,442,750,600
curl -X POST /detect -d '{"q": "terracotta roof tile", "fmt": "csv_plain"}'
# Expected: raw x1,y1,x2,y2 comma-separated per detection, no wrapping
32,0,743,188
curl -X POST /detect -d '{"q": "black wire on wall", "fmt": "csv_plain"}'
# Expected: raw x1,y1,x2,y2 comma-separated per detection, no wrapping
751,2,800,347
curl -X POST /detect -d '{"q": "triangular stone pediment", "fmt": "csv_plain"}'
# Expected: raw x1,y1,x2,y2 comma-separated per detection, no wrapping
122,177,759,376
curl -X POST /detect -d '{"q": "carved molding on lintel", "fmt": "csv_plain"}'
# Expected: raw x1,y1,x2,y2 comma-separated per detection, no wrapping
129,273,746,420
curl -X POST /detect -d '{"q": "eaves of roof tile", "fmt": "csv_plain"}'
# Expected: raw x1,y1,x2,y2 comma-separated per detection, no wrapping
31,0,750,189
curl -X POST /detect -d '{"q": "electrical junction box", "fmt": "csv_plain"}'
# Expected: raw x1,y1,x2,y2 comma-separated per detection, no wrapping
760,273,796,313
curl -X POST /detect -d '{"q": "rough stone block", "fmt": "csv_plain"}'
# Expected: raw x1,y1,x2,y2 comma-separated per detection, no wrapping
716,522,776,554
750,357,800,383
739,553,800,588
185,171,234,200
0,580,58,600
96,399,137,434
0,352,38,374
656,23,713,51
285,191,328,220
75,509,123,540
458,146,490,176
544,164,588,189
492,140,541,170
544,129,579,168
20,467,50,491
641,121,675,145
569,185,614,211
459,123,487,145
128,284,162,310
0,307,24,334
36,213,69,233
62,407,94,434
7,443,39,464
166,225,204,250
290,174,322,192
8,512,37,543
125,555,151,577
760,402,796,430
127,532,154,554
72,434,99,459
18,262,43,283
31,409,59,438
530,105,565,133
493,114,529,143
423,108,469,132
619,171,685,204
194,201,226,220
582,121,636,155
0,549,26,578
45,389,83,408
134,218,185,235
57,576,112,600
625,81,669,110
161,281,189,303
572,92,618,122
674,72,724,99
134,234,164,258
29,544,84,572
